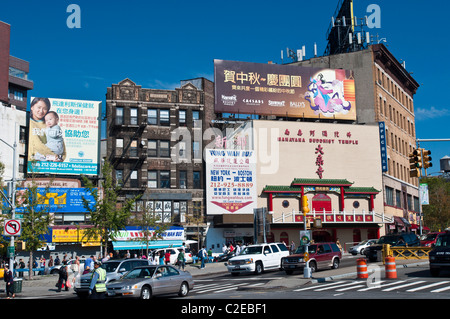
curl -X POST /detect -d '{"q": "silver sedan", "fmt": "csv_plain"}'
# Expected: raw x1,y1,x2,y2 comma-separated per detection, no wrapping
106,265,194,299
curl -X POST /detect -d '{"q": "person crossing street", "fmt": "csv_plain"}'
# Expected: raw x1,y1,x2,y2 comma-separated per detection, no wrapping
88,261,106,299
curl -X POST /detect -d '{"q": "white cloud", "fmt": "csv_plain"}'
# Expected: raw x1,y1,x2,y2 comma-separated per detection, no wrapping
415,106,449,120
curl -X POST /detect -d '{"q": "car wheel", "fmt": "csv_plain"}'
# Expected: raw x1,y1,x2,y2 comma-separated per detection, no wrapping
309,261,317,273
178,282,189,297
254,261,264,275
331,258,340,269
140,286,152,299
430,268,440,277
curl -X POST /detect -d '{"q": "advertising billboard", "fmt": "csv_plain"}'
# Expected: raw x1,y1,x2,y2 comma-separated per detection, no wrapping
28,97,101,175
15,187,96,213
214,59,356,120
205,148,257,215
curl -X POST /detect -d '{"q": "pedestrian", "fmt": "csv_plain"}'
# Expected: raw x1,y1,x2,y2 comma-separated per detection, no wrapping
222,243,227,254
177,249,186,271
56,264,69,292
84,255,93,271
290,241,296,254
159,250,165,265
71,256,81,286
54,255,60,266
89,261,106,299
3,264,15,299
18,259,25,278
164,250,171,265
48,256,54,268
199,246,207,269
336,238,343,253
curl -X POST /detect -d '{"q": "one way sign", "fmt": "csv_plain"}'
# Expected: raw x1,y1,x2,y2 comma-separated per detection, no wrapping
4,219,22,236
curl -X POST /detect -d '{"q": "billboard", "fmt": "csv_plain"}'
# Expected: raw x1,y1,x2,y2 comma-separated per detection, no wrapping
15,187,96,213
205,148,257,215
28,97,101,175
214,59,356,120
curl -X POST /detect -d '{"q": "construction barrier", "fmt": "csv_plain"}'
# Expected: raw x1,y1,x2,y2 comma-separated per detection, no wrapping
356,258,368,279
384,256,397,279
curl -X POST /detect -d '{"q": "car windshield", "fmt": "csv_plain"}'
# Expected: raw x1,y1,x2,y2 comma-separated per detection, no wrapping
294,245,317,254
424,234,438,241
240,246,262,255
435,235,450,247
358,240,370,245
101,261,121,273
377,236,400,245
122,267,155,279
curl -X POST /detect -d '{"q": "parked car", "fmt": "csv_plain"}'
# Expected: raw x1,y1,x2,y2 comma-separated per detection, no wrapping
153,248,181,265
281,242,342,274
50,258,85,274
421,232,445,247
364,233,420,262
226,242,289,276
429,231,450,277
106,265,194,299
177,247,193,264
74,258,150,298
348,239,377,255
215,251,237,262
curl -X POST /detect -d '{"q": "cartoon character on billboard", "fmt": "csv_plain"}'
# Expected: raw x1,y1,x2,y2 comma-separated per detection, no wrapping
305,70,354,117
28,97,66,162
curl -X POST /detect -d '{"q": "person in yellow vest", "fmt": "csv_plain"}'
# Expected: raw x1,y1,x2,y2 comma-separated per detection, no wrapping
89,261,107,299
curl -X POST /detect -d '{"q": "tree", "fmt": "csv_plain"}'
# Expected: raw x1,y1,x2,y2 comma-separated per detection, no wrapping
421,176,450,232
15,164,53,279
132,207,170,258
81,160,140,256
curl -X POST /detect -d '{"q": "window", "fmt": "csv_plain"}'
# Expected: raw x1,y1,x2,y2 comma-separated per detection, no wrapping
160,171,170,188
193,141,200,159
179,110,186,126
148,171,157,188
396,190,402,208
193,171,201,189
116,169,123,186
160,109,170,126
148,140,157,157
116,107,124,125
130,170,138,188
19,126,26,142
192,110,200,127
179,171,187,189
130,108,138,125
130,139,138,157
147,109,157,125
160,140,170,157
385,186,394,206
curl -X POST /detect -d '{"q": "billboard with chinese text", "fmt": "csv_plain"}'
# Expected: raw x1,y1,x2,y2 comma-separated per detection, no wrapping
205,148,257,215
214,59,356,120
28,97,101,175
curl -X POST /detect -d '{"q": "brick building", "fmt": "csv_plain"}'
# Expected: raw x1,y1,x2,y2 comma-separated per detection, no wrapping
105,77,215,243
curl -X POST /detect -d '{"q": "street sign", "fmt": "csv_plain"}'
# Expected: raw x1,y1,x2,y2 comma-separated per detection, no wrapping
4,219,21,236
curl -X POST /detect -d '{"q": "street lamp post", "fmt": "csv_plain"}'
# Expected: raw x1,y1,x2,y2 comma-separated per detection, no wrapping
0,136,17,275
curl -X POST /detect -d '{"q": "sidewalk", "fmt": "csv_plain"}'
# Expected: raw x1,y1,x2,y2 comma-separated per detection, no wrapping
2,258,429,299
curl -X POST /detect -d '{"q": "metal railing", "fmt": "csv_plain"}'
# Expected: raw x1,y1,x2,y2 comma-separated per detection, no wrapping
382,244,432,263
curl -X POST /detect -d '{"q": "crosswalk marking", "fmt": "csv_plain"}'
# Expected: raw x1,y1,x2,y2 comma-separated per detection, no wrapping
381,281,426,291
293,281,347,292
406,281,450,292
431,285,450,293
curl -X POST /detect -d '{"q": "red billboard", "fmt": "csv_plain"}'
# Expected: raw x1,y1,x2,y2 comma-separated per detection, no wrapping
214,59,356,120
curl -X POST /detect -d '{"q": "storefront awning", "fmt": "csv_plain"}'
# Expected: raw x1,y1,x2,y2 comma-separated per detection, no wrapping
393,216,411,227
112,240,184,250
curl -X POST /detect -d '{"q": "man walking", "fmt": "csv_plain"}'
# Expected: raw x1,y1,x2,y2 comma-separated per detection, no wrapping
89,261,106,299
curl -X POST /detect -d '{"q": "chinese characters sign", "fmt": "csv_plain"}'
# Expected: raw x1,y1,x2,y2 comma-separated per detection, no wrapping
28,97,101,175
214,60,356,120
205,149,257,214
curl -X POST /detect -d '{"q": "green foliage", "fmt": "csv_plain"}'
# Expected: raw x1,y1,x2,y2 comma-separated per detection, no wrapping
421,176,450,231
81,160,140,252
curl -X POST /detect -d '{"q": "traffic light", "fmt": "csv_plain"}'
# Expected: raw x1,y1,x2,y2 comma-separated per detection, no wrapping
422,149,432,169
301,195,309,215
409,148,422,178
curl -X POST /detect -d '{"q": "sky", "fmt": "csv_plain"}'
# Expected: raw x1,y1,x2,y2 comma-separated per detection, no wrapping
1,0,449,175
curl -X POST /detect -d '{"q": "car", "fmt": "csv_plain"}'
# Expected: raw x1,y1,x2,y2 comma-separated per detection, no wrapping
177,247,193,264
74,258,150,298
215,251,237,262
281,242,342,274
348,239,377,255
226,242,289,276
429,232,450,277
153,248,182,265
106,265,194,299
420,232,445,247
364,233,420,262
50,258,86,274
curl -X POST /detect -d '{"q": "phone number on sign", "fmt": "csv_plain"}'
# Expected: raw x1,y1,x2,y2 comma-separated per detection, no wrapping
210,182,254,188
